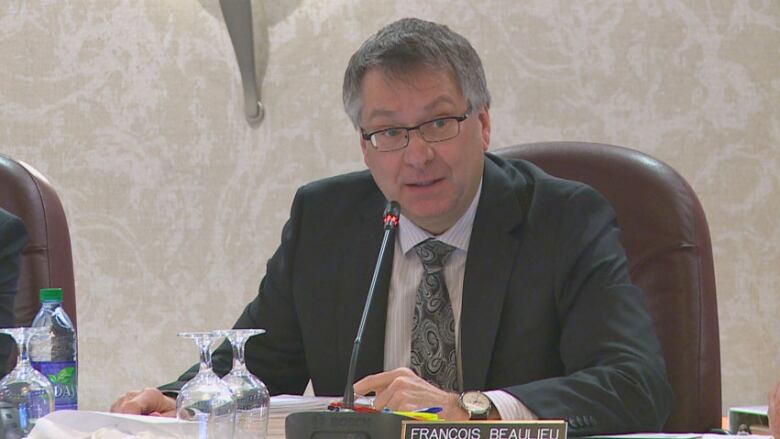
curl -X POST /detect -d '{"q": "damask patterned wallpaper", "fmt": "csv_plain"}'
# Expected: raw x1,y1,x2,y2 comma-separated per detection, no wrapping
1,0,778,414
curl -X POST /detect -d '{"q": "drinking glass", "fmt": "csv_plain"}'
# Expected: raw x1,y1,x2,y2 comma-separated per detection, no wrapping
0,327,54,437
218,329,269,439
176,332,236,438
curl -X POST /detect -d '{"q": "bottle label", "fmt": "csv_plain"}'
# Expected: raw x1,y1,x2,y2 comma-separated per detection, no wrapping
31,361,78,410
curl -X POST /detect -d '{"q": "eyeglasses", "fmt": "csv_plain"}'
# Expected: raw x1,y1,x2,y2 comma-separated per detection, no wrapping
361,109,471,152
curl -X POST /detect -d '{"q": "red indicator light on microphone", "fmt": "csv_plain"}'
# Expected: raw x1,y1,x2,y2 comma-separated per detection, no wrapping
383,214,399,228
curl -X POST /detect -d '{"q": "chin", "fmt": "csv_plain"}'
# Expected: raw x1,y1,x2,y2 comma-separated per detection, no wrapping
404,204,455,231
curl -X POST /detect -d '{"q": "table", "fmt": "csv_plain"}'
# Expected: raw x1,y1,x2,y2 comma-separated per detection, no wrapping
269,416,286,438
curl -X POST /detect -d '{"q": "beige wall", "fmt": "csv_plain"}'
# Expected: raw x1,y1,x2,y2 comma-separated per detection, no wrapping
1,0,778,414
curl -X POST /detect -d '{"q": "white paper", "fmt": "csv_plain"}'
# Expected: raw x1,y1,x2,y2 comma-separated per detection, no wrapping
26,395,343,438
26,395,373,438
268,394,333,417
28,410,199,438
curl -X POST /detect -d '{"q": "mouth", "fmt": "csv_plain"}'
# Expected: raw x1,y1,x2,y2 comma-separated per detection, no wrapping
406,178,444,188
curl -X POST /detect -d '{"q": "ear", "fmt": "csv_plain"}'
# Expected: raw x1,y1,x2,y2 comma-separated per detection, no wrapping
477,108,491,152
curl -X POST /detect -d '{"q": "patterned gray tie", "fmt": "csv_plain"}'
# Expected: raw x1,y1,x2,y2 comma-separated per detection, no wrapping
410,239,458,391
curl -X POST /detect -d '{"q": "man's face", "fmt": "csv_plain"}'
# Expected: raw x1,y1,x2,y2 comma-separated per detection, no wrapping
358,68,491,234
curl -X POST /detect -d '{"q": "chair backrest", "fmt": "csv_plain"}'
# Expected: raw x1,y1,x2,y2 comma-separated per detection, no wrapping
0,154,77,331
493,142,720,432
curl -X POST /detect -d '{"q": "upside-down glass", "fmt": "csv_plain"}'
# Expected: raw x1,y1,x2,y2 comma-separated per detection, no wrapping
218,329,269,439
176,332,236,438
0,327,54,437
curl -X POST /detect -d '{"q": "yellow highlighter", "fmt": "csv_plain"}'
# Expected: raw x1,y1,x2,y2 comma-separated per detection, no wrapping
393,411,441,421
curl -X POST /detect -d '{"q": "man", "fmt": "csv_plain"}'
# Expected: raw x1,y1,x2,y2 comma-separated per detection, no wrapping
112,18,673,434
0,208,27,376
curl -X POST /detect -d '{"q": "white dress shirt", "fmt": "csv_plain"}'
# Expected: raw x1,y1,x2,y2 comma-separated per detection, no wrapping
382,181,537,420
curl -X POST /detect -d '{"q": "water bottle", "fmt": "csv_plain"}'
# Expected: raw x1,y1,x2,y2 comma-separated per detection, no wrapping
29,288,78,411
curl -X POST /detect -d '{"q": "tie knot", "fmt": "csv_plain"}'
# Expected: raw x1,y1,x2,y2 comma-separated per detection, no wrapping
414,239,455,273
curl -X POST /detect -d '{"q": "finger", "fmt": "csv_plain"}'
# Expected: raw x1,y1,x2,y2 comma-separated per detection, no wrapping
373,375,421,409
110,391,140,413
382,388,442,412
354,370,399,395
137,388,176,414
355,367,417,395
125,389,155,414
384,387,430,412
149,409,177,418
353,374,388,396
113,388,174,415
110,396,125,413
159,409,177,418
381,388,409,411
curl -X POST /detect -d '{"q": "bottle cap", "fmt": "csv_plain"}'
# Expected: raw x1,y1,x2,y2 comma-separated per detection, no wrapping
39,288,63,302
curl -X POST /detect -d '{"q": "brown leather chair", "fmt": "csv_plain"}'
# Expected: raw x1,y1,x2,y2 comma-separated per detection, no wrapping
0,153,77,330
493,142,720,432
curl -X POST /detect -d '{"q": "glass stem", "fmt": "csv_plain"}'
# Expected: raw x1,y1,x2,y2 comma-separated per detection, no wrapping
18,334,31,366
232,337,247,371
198,338,213,372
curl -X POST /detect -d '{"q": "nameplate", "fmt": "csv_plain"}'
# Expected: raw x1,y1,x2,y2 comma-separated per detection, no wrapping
402,420,567,439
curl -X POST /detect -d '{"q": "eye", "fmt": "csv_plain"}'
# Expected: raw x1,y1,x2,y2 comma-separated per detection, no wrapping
430,118,451,129
381,128,405,138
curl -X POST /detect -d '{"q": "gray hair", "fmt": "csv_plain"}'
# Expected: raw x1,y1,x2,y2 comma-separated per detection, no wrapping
342,18,491,128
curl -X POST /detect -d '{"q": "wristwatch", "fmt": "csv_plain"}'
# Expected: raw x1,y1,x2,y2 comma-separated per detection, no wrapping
459,391,492,420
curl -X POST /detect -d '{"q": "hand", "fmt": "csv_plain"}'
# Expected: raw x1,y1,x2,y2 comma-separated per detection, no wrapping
110,387,176,417
353,367,468,421
770,381,780,438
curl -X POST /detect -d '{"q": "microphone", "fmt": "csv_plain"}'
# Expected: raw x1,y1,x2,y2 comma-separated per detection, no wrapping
286,200,406,438
343,200,399,409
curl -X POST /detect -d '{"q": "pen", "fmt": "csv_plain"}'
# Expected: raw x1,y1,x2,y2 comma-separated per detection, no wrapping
414,406,443,414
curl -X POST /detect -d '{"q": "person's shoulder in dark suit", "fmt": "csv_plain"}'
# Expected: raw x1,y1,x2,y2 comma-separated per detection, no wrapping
297,169,380,213
0,208,28,376
485,151,610,214
482,153,673,433
290,169,386,236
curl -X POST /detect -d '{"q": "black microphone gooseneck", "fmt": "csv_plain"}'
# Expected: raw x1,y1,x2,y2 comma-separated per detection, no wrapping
285,201,405,439
343,200,400,409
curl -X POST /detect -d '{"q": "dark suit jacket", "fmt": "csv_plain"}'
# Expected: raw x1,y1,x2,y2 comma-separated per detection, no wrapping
0,208,27,377
165,154,673,434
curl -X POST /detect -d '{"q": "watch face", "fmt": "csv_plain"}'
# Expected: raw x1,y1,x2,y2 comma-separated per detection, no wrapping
461,391,490,411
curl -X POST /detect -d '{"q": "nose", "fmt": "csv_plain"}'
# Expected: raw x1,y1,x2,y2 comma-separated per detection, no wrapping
403,129,434,168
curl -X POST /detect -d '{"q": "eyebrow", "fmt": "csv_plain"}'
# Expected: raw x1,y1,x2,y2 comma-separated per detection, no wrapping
364,96,458,126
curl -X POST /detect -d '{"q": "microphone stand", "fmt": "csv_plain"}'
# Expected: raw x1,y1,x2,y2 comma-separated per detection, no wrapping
286,201,407,438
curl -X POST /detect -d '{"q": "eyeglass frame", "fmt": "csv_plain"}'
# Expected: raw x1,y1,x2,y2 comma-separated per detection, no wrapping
360,108,472,152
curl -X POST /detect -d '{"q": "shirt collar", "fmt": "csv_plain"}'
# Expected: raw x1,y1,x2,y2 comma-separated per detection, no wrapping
398,179,483,254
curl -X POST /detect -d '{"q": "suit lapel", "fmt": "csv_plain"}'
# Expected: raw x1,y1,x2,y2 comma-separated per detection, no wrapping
338,192,392,382
460,156,526,390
